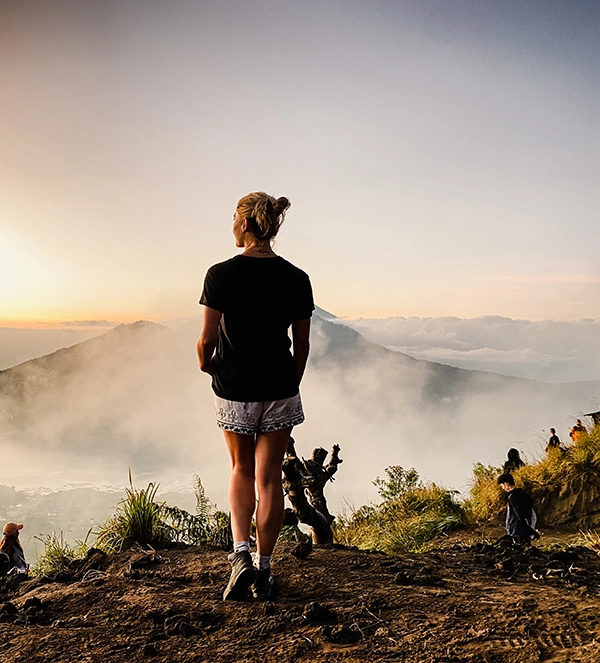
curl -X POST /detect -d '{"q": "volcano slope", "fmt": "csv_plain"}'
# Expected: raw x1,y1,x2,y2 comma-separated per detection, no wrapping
1,539,600,663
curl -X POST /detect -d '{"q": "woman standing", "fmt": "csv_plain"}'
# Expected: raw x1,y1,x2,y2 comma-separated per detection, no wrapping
197,192,313,600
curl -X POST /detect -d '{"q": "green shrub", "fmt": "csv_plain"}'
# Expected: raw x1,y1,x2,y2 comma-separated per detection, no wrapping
31,532,88,578
159,474,230,546
95,473,229,553
95,479,173,553
373,465,420,500
334,466,464,553
278,524,302,542
462,462,504,523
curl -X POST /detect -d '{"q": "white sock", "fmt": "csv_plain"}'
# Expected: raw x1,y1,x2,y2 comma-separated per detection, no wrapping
233,541,250,553
255,554,271,571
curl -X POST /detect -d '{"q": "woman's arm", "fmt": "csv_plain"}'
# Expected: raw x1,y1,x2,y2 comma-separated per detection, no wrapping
197,306,222,374
291,318,311,384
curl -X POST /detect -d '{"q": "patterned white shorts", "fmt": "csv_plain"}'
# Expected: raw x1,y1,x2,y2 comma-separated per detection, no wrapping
214,393,305,435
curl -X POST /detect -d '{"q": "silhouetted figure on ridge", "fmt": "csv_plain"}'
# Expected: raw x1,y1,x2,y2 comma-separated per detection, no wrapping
545,428,562,453
569,419,587,443
503,448,525,474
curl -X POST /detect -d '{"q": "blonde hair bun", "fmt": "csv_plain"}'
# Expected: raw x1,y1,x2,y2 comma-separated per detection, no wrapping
236,192,291,242
273,197,291,216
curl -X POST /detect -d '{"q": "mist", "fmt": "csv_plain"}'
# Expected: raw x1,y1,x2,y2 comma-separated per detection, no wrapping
2,315,599,559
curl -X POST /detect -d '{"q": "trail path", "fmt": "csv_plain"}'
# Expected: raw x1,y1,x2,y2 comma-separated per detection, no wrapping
1,539,600,662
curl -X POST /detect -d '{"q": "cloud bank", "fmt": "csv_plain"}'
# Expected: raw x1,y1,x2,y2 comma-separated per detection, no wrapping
339,316,600,383
2,317,599,515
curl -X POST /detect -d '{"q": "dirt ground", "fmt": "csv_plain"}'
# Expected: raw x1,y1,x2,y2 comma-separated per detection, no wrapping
2,529,600,663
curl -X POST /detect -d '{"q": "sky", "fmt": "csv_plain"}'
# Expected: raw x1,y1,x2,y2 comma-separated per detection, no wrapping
1,0,600,327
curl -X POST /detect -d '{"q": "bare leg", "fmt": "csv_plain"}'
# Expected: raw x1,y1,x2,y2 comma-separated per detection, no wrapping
223,431,256,544
254,428,291,557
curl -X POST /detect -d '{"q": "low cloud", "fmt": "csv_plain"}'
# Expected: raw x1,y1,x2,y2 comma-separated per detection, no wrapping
2,316,599,519
60,320,119,328
339,316,600,383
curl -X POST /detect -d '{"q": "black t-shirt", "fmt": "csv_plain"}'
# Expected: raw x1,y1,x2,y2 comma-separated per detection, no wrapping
506,488,534,538
200,255,314,402
503,458,524,473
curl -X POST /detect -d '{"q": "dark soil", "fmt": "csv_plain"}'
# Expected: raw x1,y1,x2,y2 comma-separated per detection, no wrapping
2,535,600,663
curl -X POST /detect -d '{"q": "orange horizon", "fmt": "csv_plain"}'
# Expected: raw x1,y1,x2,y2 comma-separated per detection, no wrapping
0,317,141,330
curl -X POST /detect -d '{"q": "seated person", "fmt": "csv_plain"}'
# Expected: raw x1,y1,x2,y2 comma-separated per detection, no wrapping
0,522,28,575
0,551,10,576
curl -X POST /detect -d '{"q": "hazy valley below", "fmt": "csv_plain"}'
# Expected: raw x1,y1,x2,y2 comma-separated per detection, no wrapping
1,314,599,560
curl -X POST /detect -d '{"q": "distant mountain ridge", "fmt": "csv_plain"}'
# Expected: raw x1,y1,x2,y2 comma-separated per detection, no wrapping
1,315,599,493
339,315,600,383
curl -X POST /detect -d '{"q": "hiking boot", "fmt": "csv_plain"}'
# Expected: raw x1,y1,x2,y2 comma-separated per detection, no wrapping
222,551,256,601
251,568,274,600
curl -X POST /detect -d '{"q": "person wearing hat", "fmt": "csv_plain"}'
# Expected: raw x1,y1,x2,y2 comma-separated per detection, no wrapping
0,522,28,575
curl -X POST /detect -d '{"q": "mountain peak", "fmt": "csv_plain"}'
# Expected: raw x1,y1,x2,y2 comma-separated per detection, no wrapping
314,306,337,320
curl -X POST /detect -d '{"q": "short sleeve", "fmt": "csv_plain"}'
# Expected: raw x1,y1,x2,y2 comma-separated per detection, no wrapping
294,272,314,320
199,265,226,312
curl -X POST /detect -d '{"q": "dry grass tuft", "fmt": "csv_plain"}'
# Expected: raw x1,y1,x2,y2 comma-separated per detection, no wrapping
334,466,464,553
